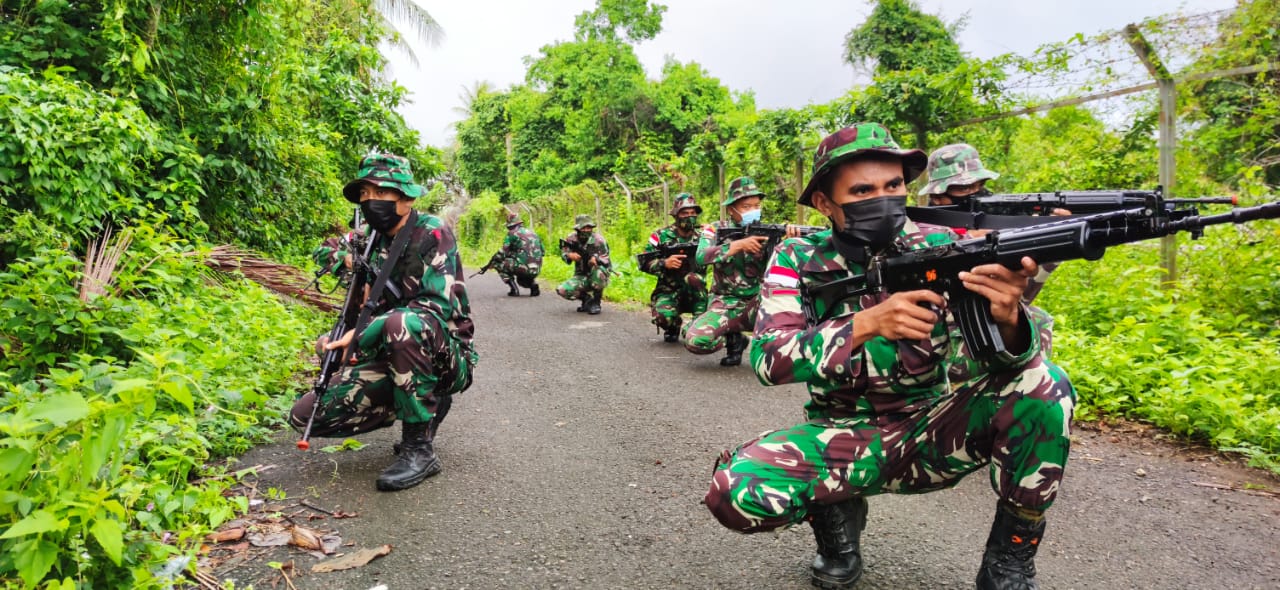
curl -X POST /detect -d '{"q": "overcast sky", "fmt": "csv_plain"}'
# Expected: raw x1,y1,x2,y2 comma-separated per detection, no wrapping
384,0,1236,147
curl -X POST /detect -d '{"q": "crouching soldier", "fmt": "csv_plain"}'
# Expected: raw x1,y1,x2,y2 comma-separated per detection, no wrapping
290,153,478,492
497,212,545,296
555,215,612,315
640,193,709,342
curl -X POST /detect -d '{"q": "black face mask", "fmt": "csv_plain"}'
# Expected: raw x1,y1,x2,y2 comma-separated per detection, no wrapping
360,200,403,233
834,196,907,252
576,231,593,243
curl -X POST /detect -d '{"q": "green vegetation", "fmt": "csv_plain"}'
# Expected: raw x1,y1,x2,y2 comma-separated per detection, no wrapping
1,0,1277,586
0,0,434,586
453,0,1280,474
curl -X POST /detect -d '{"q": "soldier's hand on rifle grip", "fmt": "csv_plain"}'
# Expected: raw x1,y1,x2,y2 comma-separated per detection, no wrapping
784,225,801,239
664,254,686,270
729,236,768,257
567,252,582,262
855,290,946,343
959,257,1037,330
343,254,353,270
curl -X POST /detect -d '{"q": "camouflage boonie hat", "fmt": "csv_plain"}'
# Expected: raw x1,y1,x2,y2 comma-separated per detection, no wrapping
919,143,1000,195
505,212,523,228
342,153,425,203
669,193,703,217
573,214,596,230
721,177,766,208
798,122,927,207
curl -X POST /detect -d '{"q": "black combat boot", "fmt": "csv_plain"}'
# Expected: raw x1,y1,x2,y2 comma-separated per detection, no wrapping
720,333,747,366
662,323,681,343
376,422,441,491
586,290,603,315
576,295,589,312
975,503,1046,590
506,279,520,296
808,497,868,589
529,282,540,297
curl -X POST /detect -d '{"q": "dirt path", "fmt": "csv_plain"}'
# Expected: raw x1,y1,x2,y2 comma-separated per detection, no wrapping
221,275,1279,589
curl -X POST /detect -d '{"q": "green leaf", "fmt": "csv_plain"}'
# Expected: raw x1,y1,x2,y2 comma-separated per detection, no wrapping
90,517,124,565
1,510,65,538
12,539,58,588
27,392,90,426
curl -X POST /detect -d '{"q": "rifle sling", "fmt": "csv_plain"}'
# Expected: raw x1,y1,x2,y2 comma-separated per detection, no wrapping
349,210,419,351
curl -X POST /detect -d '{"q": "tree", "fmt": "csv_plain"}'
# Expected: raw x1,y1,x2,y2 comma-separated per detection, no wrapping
843,0,1001,150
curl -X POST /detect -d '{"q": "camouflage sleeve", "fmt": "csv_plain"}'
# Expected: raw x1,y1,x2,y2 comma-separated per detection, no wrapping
641,231,663,275
560,235,574,264
695,225,729,266
749,242,861,387
596,235,611,266
531,234,545,260
502,232,519,257
312,236,347,274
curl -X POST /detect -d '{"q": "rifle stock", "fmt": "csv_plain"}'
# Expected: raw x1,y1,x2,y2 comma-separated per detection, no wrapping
805,198,1280,361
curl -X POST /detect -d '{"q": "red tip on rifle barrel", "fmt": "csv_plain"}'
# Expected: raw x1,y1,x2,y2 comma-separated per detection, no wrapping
296,440,311,451
1231,195,1239,205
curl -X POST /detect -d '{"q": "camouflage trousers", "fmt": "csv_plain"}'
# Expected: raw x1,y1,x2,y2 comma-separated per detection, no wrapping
556,267,611,300
498,259,541,288
289,309,471,437
651,275,709,330
705,355,1075,533
683,294,757,354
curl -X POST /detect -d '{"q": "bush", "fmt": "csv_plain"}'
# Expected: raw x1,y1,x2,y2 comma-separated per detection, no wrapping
0,219,325,588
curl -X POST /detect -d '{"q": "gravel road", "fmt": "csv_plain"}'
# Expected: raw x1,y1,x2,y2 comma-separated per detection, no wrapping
223,274,1279,590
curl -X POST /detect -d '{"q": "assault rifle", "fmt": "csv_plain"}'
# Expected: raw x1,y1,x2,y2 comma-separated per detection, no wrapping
470,252,503,278
716,222,827,255
636,240,699,274
297,222,381,450
804,195,1280,361
939,189,1237,216
560,238,618,276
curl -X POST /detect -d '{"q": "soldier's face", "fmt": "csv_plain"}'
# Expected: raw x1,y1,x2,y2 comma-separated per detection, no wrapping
812,159,906,228
728,197,762,223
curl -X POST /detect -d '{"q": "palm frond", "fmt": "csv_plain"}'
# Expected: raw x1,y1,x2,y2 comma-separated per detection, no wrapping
374,0,444,48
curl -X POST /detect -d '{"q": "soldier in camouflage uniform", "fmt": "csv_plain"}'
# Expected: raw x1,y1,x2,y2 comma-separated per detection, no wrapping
685,177,791,366
921,143,1064,355
556,214,612,315
705,124,1076,590
289,154,478,492
496,212,545,297
640,194,709,342
919,143,1001,207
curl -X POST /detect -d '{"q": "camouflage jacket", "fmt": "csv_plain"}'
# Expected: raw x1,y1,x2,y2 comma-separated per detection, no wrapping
750,221,1041,420
354,213,477,366
695,221,768,299
641,225,705,292
502,226,545,267
560,231,611,275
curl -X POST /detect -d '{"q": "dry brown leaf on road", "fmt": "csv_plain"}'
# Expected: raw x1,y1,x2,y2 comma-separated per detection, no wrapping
310,545,392,573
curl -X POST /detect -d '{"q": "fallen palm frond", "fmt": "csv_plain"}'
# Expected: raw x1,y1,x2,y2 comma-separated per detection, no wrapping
202,245,341,312
80,227,133,302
